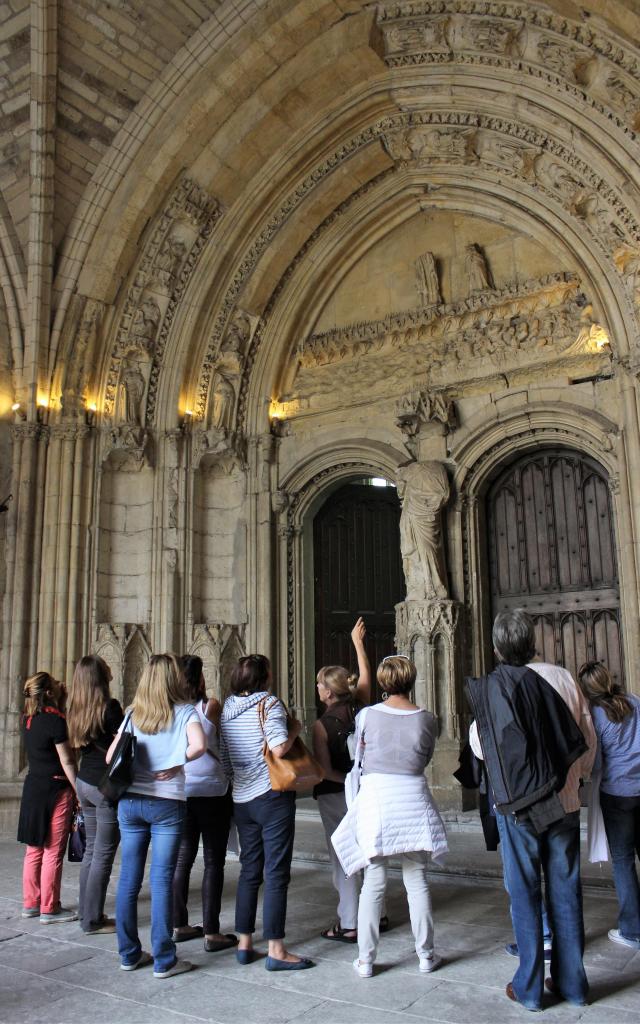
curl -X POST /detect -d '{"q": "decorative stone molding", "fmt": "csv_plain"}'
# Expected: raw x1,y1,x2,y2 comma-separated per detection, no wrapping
105,175,222,424
60,297,105,420
191,427,246,473
376,3,640,133
101,425,151,470
93,623,151,707
189,623,246,698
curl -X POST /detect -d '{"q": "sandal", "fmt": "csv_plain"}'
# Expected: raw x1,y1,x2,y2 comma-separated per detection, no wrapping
173,925,204,942
320,922,357,944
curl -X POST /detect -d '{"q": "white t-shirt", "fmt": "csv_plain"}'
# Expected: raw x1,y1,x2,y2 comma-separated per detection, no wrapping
119,703,198,801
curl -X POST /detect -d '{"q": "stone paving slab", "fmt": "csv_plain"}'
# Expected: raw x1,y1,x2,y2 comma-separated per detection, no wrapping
0,834,637,1024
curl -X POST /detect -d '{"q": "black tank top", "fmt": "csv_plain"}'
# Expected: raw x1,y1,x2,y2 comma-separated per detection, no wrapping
313,699,360,798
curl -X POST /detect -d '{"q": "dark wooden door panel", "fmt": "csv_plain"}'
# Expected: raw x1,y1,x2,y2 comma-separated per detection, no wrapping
314,483,404,704
487,450,623,684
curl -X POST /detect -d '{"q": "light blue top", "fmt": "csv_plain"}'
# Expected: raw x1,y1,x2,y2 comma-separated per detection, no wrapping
592,694,640,797
120,703,199,801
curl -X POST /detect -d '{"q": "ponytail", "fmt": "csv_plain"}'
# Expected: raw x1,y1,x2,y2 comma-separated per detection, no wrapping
577,661,633,724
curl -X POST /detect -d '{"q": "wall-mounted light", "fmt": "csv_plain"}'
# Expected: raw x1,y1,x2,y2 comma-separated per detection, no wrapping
86,401,98,427
11,402,26,421
36,400,49,423
181,409,194,431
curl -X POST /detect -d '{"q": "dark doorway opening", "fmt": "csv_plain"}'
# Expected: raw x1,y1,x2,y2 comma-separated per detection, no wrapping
486,448,623,684
313,480,404,705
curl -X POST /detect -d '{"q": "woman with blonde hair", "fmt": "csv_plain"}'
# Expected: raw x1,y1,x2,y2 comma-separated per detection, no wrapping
332,655,448,977
67,654,123,934
313,617,371,942
578,661,640,950
106,653,206,978
17,672,78,923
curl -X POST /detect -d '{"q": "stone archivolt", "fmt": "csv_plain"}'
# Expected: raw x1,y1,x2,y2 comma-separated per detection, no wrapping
293,273,606,400
104,175,222,426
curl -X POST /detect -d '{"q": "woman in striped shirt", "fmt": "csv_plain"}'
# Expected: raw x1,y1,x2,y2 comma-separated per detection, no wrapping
220,655,313,971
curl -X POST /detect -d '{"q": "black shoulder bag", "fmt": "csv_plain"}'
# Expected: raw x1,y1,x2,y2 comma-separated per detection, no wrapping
98,711,137,802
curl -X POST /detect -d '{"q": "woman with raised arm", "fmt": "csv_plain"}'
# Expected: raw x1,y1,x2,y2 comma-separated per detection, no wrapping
220,654,313,971
67,655,124,934
313,617,372,943
106,653,206,979
17,672,78,923
578,661,640,951
172,654,236,953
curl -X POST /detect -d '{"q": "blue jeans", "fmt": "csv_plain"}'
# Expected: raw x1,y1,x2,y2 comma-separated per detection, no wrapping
116,795,185,972
600,791,640,942
497,810,587,1009
234,789,295,939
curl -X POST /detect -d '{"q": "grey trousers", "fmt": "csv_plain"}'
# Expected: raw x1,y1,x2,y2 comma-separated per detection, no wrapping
76,778,120,932
358,853,433,964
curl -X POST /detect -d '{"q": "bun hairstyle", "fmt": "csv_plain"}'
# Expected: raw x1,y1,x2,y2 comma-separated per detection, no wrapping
377,655,416,697
316,665,358,700
23,672,61,717
577,661,633,724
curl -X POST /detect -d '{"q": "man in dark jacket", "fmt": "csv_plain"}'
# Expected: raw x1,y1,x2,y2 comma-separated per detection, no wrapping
466,610,589,1012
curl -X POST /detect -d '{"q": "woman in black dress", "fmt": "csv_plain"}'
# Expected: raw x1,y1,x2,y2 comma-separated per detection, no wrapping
17,672,78,923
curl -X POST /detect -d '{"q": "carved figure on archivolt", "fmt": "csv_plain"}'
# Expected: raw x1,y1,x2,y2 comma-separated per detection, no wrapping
397,460,450,602
154,234,187,289
129,297,161,353
536,37,579,79
211,372,236,434
383,125,477,165
572,193,626,251
120,355,146,427
221,309,252,357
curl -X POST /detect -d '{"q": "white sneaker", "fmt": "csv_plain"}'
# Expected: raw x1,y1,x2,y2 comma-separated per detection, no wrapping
419,953,443,973
153,959,194,979
608,929,640,950
353,958,373,978
120,951,153,971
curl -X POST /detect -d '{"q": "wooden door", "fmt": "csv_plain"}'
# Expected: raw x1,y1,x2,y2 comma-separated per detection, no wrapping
313,482,404,701
487,449,623,683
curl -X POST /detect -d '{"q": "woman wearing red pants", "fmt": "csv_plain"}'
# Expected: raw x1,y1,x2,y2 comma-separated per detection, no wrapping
17,672,78,923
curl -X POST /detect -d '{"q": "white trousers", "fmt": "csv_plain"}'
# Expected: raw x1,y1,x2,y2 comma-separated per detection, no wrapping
358,852,433,964
317,791,360,930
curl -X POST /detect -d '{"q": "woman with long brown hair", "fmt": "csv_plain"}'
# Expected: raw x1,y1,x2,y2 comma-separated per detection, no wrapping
106,653,206,977
17,672,78,923
578,661,640,951
67,655,123,934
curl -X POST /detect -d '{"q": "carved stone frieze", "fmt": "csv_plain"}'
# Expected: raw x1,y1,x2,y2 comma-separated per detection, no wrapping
94,623,151,707
105,175,223,423
395,597,463,739
298,272,589,372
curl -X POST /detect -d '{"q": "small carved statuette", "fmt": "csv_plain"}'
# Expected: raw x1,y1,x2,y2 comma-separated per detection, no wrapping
121,356,146,426
465,243,494,294
155,235,187,288
415,252,442,307
211,373,236,433
130,297,161,352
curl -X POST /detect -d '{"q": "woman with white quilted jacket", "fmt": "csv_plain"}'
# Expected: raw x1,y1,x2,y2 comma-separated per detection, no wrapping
332,655,448,978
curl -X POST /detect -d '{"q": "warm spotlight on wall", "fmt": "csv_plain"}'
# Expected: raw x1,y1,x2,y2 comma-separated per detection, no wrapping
86,401,98,427
181,408,194,431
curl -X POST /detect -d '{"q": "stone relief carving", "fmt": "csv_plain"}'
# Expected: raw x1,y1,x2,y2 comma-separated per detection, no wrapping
221,309,252,359
105,175,223,424
60,297,105,420
121,355,146,427
415,252,442,306
211,373,236,434
94,623,151,708
397,460,450,601
465,243,493,294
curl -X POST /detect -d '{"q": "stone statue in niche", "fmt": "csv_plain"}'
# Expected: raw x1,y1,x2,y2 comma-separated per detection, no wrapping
465,243,494,294
221,310,251,356
155,235,187,288
121,356,146,426
211,372,236,433
397,460,450,601
130,297,161,352
415,252,442,307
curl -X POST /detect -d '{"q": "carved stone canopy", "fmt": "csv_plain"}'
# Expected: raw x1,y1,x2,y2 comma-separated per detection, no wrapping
395,389,457,439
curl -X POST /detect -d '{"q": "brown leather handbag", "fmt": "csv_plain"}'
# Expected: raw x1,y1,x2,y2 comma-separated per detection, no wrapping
257,697,323,793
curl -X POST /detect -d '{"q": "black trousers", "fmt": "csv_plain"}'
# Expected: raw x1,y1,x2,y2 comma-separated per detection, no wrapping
172,791,232,934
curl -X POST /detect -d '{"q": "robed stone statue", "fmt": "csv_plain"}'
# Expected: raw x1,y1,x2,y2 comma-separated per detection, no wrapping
397,460,450,600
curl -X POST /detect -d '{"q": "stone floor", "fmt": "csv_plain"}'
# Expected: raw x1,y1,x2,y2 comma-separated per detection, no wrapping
0,810,639,1024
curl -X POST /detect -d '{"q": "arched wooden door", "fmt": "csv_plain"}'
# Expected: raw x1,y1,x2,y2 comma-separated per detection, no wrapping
313,481,404,701
486,449,623,683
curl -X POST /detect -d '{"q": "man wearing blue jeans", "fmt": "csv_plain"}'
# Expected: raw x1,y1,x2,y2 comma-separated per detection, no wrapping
467,610,594,1011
